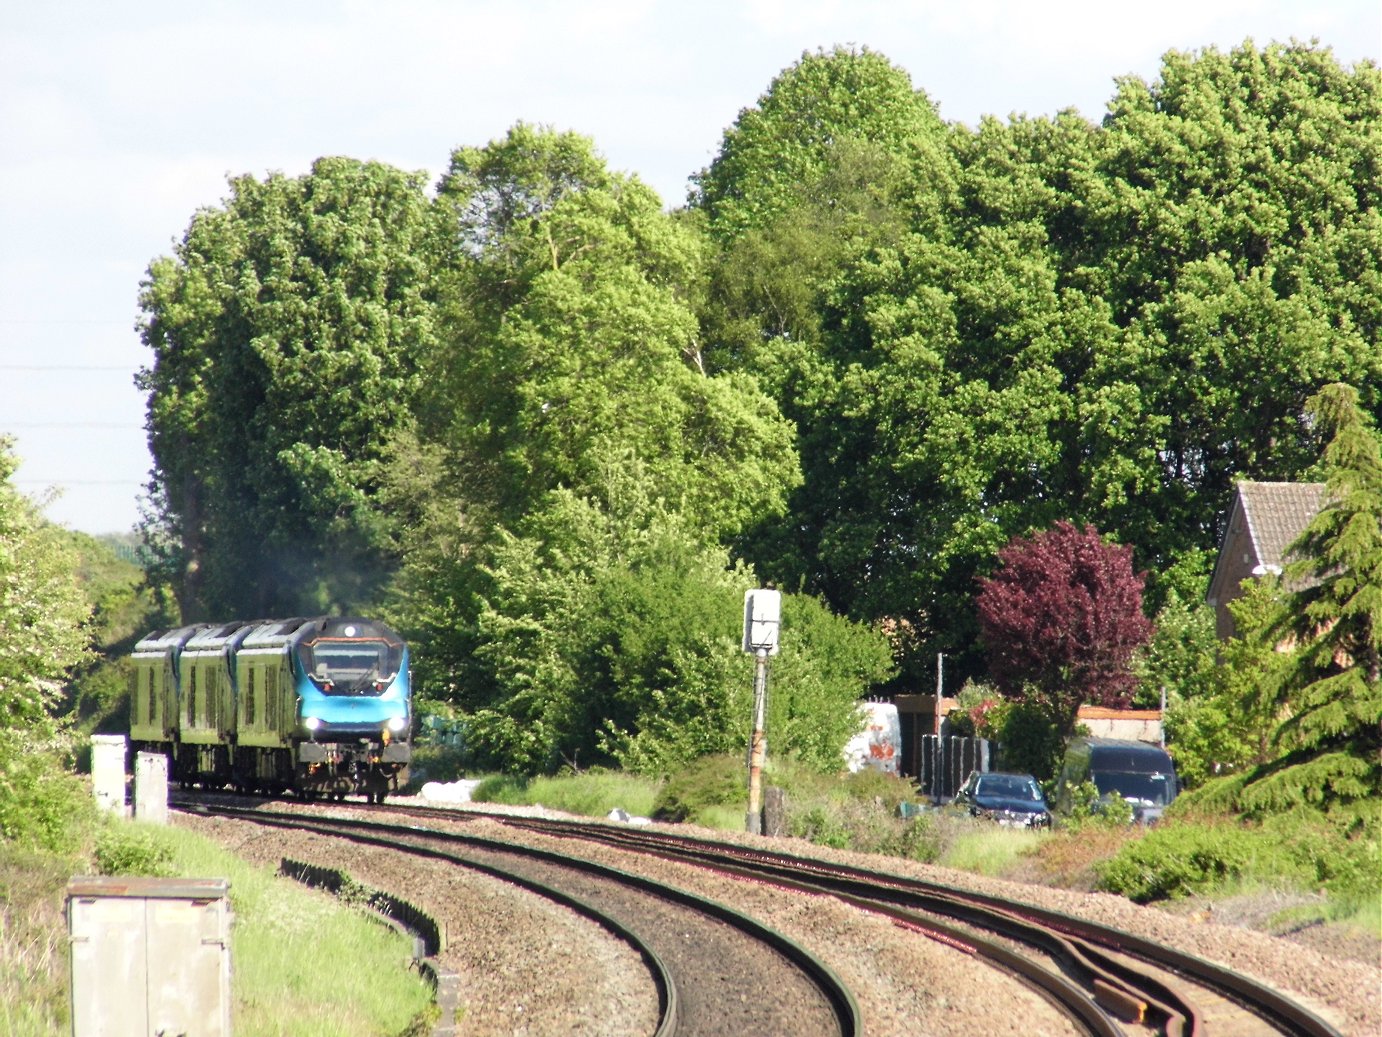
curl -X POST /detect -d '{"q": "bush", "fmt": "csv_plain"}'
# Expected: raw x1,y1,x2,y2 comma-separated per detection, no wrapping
93,822,175,877
651,755,744,823
469,773,530,805
0,746,94,855
1096,822,1255,902
1060,781,1135,829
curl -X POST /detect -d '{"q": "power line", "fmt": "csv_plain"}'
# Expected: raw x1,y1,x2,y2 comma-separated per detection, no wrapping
14,479,146,486
4,422,142,429
0,364,137,372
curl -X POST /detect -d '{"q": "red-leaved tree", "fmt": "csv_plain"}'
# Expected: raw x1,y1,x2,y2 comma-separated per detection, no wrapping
976,521,1153,736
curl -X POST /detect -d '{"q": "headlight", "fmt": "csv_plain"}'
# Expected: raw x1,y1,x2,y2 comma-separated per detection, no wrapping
303,716,322,732
386,716,408,734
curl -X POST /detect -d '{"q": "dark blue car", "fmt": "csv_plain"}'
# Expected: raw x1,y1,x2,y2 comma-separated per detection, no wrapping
954,771,1052,828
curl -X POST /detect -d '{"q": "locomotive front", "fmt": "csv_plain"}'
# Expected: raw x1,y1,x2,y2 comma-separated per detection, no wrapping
292,617,412,802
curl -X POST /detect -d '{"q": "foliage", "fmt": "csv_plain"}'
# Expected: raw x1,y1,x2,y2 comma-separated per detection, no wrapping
0,844,74,1036
1059,781,1135,829
413,448,890,776
137,156,438,619
992,699,1067,783
93,822,175,877
1096,813,1381,904
423,123,799,541
470,769,660,819
1241,383,1382,823
779,767,938,860
127,822,432,1037
1096,822,1257,902
650,753,746,823
1133,589,1218,707
0,440,93,854
1165,579,1290,786
699,41,1382,692
1182,384,1382,827
58,530,175,742
977,522,1154,735
939,826,1047,877
691,45,947,242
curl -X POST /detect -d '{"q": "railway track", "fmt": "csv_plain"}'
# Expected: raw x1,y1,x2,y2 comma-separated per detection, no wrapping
176,797,1356,1037
182,801,859,1037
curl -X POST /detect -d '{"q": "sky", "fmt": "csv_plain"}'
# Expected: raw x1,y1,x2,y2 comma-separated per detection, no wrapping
2,1,1379,536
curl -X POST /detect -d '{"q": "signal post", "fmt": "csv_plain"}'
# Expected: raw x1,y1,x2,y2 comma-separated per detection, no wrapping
742,588,780,835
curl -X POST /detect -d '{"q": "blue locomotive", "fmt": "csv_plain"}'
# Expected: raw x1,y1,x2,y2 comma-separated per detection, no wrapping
129,616,411,802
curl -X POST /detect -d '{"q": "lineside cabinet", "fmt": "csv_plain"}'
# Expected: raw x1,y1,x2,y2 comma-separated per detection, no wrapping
67,876,232,1036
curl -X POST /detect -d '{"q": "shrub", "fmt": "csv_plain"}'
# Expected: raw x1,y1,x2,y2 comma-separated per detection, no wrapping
1096,822,1260,902
651,754,744,823
0,746,94,856
1060,781,1135,829
469,773,530,804
93,822,175,877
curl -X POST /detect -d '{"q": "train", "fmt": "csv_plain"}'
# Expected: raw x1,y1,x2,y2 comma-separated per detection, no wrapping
129,615,411,802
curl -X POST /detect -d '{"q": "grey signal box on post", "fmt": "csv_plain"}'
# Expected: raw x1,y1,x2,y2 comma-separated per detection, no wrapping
742,589,781,655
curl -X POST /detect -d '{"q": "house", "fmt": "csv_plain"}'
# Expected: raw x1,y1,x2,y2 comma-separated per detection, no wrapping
1076,705,1163,744
1206,480,1325,640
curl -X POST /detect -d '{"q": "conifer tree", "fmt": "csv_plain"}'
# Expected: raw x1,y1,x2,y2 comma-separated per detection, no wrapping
1245,383,1382,825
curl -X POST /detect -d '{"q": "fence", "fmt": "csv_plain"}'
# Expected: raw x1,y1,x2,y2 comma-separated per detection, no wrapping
915,735,991,802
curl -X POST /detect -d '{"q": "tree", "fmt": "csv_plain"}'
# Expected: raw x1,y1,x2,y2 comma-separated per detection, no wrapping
703,42,1381,692
0,439,93,851
137,157,438,619
1240,383,1382,824
424,124,799,542
691,45,947,242
1164,579,1290,787
976,521,1154,736
417,452,892,775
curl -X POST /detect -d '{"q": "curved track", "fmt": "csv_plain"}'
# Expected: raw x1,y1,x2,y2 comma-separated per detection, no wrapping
175,796,1352,1036
183,802,859,1037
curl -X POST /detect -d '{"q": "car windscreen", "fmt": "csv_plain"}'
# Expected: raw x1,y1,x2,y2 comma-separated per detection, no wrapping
977,776,1044,802
1093,770,1176,806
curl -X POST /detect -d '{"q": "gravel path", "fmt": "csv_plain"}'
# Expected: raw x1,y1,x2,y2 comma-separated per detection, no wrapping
175,804,1381,1037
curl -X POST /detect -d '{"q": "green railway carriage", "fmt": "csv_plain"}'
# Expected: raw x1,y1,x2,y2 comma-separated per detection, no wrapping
232,617,305,793
176,621,256,788
129,624,209,757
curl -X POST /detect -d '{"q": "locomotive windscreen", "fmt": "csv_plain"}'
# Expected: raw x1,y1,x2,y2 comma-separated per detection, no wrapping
300,638,404,695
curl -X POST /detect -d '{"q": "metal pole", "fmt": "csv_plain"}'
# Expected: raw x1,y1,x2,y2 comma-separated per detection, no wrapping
934,652,944,735
746,648,768,835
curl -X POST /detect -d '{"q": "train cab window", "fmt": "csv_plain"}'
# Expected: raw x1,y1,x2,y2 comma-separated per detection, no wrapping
302,638,403,695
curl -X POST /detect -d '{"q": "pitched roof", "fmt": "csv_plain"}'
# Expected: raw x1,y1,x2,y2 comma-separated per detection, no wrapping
1238,481,1326,569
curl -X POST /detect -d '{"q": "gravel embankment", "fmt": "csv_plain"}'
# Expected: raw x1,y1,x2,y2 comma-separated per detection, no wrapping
175,804,1381,1037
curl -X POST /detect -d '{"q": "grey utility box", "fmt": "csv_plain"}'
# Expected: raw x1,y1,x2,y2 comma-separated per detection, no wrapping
67,876,232,1037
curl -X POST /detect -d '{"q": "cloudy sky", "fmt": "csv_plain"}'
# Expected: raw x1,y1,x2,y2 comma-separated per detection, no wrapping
2,1,1378,535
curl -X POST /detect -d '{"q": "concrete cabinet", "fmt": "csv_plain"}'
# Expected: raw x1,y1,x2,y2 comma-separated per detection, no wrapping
67,877,232,1036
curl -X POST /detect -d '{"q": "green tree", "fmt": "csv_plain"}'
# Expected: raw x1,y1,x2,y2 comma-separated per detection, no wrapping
1164,578,1290,787
691,45,947,242
138,157,438,619
1244,383,1382,825
430,453,891,775
1088,41,1382,567
0,440,93,851
425,124,799,542
697,42,1381,694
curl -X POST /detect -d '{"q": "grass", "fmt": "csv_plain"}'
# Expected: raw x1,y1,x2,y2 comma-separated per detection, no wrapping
471,768,660,819
938,823,1049,876
1,819,435,1037
0,844,74,1037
